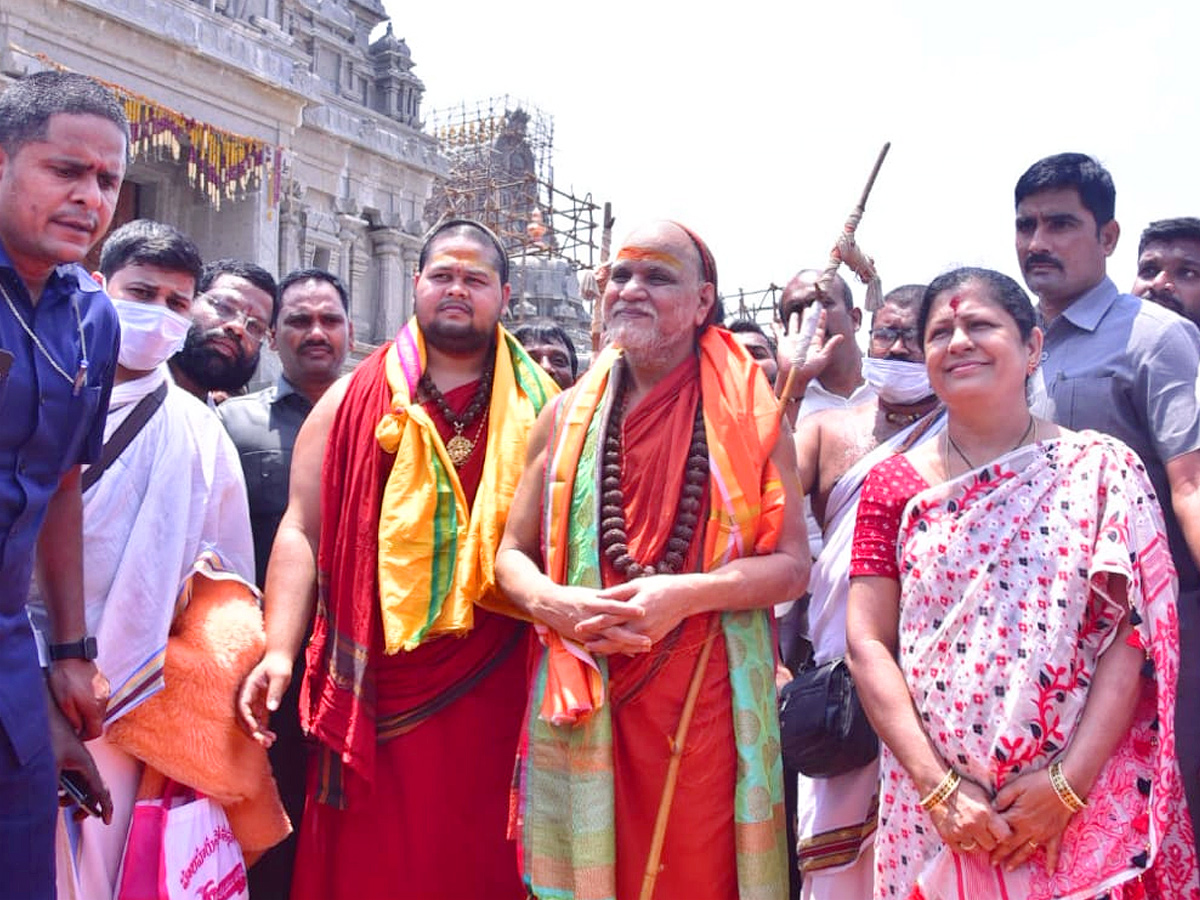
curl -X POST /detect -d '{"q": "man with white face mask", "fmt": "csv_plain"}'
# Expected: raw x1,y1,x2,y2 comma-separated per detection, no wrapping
787,284,945,900
28,219,255,899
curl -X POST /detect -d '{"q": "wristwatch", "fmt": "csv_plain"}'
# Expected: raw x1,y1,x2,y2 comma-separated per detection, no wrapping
48,636,99,662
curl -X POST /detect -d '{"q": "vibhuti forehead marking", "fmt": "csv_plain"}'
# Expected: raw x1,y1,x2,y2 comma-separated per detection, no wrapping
615,246,684,267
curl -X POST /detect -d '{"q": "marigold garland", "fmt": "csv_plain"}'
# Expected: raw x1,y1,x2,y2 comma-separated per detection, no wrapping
31,52,277,211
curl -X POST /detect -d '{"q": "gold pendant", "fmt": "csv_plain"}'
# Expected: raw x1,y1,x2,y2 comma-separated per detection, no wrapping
445,433,474,467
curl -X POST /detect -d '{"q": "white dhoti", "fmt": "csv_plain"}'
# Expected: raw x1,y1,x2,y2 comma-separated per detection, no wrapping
796,412,943,898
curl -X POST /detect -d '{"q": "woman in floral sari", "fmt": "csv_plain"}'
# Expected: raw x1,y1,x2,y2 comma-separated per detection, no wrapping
846,267,1200,899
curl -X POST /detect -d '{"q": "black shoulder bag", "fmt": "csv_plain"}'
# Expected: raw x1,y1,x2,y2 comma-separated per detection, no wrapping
778,656,878,778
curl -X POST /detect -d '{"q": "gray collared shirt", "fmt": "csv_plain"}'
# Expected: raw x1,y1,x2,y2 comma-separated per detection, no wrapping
1030,275,1200,591
217,377,313,586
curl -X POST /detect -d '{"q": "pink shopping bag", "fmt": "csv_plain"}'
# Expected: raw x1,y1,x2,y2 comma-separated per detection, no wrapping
116,781,248,900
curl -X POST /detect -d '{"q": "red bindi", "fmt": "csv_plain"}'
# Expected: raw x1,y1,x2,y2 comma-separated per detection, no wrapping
948,294,962,313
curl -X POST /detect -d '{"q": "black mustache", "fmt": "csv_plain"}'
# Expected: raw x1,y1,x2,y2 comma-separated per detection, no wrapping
1024,253,1062,271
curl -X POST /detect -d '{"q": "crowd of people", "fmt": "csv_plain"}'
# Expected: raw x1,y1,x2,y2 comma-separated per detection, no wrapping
3,68,1200,900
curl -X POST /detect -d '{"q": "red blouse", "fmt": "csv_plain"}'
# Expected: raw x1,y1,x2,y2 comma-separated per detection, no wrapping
849,454,929,580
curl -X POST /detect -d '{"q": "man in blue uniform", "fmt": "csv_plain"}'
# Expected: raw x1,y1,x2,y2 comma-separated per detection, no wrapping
0,70,125,897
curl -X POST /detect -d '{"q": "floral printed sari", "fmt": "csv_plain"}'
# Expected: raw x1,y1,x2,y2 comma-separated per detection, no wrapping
859,432,1200,899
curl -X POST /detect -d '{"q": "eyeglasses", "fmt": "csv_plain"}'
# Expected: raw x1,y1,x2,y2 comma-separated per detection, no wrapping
870,326,921,347
201,294,269,344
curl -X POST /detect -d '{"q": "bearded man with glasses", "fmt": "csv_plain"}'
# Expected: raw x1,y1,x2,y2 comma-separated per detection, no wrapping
170,258,277,404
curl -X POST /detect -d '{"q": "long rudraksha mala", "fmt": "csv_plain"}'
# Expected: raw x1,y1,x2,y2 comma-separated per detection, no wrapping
418,349,495,467
599,369,709,580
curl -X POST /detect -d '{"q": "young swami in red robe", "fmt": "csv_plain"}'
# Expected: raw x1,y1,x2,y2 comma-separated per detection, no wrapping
290,346,531,900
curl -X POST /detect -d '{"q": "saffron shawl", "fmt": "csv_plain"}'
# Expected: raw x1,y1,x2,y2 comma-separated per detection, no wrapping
516,328,789,900
302,326,554,785
866,433,1200,900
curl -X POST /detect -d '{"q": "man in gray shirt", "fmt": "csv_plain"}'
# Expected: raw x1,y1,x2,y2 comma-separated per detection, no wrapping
1016,152,1200,845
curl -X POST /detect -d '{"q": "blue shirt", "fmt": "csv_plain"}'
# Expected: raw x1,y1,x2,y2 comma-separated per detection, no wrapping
0,244,119,763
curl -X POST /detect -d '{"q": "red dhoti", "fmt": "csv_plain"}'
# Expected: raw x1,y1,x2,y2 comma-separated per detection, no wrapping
292,345,530,900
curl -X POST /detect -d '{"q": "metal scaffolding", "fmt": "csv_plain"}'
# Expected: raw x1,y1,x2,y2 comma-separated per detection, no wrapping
426,96,601,271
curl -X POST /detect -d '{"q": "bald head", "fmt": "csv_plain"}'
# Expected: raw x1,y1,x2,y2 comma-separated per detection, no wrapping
776,267,861,357
779,269,852,320
616,220,711,286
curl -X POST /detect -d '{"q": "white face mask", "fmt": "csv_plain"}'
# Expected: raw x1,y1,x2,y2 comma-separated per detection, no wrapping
113,299,192,372
862,356,935,405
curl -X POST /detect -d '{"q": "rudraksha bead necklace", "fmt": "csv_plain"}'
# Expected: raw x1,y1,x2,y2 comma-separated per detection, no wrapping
418,349,494,467
599,368,709,580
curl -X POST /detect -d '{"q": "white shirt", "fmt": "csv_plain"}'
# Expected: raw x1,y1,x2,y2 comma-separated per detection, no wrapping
31,365,254,718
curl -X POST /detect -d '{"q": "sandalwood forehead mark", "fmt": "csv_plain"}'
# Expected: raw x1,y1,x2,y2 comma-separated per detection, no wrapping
616,246,684,267
428,246,497,274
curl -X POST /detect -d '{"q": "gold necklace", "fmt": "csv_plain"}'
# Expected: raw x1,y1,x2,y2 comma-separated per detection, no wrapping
418,353,494,468
884,408,925,425
447,407,488,468
0,280,89,395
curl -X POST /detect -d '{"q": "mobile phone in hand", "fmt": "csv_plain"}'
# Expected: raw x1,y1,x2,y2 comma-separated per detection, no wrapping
59,770,104,819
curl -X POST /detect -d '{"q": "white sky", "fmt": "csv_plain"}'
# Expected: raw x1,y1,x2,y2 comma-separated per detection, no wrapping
379,0,1198,317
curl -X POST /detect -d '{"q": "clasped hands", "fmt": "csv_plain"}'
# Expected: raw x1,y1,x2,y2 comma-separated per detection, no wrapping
537,576,693,656
931,768,1077,874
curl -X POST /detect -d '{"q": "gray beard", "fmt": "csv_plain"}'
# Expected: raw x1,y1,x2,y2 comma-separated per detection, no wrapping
607,320,673,364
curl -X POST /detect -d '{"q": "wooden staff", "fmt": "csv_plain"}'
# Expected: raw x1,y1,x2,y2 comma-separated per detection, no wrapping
638,614,722,900
817,142,890,294
776,142,891,420
590,202,615,354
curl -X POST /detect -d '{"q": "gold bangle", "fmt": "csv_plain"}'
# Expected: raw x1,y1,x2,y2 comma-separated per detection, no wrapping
919,769,961,811
1048,761,1087,813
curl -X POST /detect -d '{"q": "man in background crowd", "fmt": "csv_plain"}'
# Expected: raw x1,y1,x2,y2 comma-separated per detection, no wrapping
34,218,254,897
171,258,276,403
728,317,778,386
1016,152,1200,847
512,319,578,389
790,284,942,899
774,269,869,425
1131,216,1200,328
